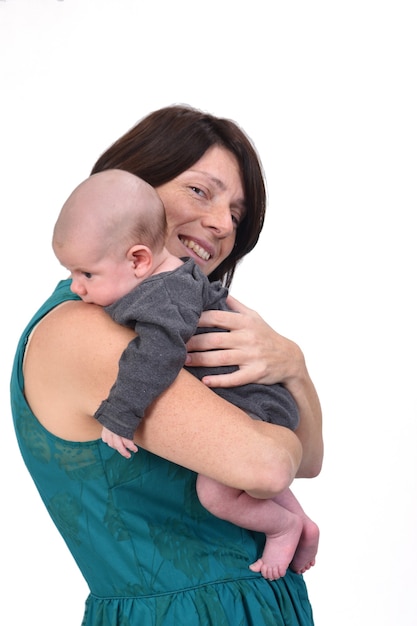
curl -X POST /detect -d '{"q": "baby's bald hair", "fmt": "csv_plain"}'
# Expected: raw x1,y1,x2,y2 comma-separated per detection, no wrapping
53,169,167,257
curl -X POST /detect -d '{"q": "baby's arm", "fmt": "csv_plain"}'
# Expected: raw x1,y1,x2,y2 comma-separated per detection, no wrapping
96,272,203,442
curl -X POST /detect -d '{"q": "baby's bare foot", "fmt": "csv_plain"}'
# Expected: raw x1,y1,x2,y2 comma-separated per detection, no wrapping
290,518,320,574
249,517,303,580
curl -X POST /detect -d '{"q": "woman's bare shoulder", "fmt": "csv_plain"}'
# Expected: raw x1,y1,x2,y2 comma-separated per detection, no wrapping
33,300,135,353
23,300,136,441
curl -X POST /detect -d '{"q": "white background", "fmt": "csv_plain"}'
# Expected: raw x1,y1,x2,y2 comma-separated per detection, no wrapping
1,1,416,625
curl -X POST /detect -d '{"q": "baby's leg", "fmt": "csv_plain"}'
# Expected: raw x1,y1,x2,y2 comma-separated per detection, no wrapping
196,475,303,580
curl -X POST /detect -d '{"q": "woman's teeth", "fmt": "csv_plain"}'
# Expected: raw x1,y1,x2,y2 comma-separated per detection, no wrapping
180,238,211,261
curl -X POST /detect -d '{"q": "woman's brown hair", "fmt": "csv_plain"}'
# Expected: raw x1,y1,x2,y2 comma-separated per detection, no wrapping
91,105,266,286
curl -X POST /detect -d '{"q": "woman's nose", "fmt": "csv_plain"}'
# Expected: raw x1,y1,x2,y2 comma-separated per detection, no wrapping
202,204,234,237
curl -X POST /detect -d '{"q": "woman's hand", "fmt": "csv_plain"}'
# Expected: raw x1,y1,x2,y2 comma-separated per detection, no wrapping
185,294,304,388
185,294,324,478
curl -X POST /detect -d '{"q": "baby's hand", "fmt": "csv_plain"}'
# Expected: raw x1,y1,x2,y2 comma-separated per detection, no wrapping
101,426,138,459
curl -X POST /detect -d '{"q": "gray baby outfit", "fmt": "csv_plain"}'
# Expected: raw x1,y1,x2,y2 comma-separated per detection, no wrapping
95,258,299,439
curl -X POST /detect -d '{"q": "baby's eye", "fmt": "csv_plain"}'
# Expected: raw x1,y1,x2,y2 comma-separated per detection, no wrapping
83,272,93,279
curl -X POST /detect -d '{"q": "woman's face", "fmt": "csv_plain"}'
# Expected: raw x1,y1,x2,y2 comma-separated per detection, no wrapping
155,145,246,276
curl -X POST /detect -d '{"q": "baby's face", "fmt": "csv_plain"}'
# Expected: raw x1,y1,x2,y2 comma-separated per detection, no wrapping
56,243,137,307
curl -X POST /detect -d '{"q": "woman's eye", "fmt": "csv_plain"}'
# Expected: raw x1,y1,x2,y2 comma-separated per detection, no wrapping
231,213,242,228
190,186,205,197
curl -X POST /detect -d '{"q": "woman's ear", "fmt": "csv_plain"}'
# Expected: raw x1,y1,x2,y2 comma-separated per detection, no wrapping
128,245,153,278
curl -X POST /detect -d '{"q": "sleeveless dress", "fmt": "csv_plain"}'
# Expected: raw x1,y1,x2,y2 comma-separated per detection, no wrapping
10,279,315,626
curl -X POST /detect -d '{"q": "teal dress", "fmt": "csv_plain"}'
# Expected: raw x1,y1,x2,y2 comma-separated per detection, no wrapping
10,280,315,626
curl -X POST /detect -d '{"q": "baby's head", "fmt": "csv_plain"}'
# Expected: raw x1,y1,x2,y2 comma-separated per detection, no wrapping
53,170,167,256
53,170,168,305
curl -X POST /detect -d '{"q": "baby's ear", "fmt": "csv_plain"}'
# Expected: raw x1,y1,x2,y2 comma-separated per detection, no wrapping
128,245,153,278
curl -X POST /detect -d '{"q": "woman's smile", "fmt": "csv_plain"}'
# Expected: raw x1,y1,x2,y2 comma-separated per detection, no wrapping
178,236,212,261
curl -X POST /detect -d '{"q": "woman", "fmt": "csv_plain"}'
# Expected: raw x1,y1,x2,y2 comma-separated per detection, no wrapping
11,105,323,625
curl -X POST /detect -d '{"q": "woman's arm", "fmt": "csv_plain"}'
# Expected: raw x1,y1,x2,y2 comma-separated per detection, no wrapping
185,294,323,478
23,300,302,498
